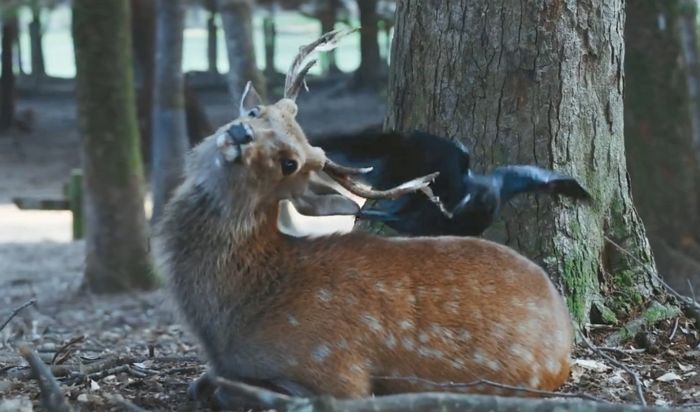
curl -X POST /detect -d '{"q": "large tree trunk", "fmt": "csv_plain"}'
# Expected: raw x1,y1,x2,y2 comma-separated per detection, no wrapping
73,0,156,293
29,1,46,80
0,16,17,130
625,0,700,297
385,0,659,326
151,0,189,223
218,0,265,103
131,0,156,168
354,0,383,88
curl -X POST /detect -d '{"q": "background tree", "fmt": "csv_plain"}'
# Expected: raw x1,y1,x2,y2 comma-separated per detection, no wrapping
385,0,660,327
354,0,383,88
218,0,265,102
151,0,189,223
73,0,156,292
625,0,700,297
1,12,18,130
131,0,156,165
28,0,46,80
203,0,219,74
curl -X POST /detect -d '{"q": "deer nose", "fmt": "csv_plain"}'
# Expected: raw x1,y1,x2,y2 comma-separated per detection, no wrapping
226,121,254,145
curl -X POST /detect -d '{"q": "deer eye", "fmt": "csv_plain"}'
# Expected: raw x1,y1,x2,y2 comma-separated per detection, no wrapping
248,106,261,117
280,159,298,176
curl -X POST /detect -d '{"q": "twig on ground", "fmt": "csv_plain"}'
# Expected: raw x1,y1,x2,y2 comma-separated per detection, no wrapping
0,299,36,332
370,375,607,403
18,345,72,412
669,318,680,342
687,279,696,303
579,332,647,406
51,335,85,365
597,347,646,356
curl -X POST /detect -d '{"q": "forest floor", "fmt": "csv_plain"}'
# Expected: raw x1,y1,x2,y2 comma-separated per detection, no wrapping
0,81,699,411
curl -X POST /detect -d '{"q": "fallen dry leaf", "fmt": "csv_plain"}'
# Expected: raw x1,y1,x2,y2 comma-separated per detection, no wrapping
656,372,682,382
574,358,611,372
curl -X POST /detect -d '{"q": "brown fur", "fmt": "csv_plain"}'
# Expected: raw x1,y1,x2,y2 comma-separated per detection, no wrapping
153,95,573,399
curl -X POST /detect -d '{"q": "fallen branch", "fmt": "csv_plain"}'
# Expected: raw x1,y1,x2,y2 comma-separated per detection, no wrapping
6,354,200,381
18,345,72,412
370,375,606,403
0,299,36,332
210,376,682,412
579,333,647,406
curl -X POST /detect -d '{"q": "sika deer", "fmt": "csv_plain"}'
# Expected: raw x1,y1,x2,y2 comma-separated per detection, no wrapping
154,30,573,409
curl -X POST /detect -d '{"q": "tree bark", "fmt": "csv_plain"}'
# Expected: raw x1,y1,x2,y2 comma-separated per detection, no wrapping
151,0,189,223
29,1,46,79
73,0,156,292
625,1,700,297
385,0,659,326
218,0,265,103
354,0,383,88
1,16,17,130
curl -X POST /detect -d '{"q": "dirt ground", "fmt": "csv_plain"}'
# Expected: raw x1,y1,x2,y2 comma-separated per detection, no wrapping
0,84,699,411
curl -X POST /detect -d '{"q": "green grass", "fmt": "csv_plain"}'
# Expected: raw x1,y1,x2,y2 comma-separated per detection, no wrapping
16,5,391,79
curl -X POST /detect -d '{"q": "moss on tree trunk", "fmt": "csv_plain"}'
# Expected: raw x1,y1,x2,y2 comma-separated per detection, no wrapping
73,0,156,293
385,0,660,326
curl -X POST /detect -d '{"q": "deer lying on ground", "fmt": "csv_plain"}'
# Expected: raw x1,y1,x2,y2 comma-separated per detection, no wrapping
154,30,573,409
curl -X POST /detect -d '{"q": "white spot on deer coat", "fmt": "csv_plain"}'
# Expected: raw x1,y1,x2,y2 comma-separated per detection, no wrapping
418,332,430,343
317,288,333,302
399,319,414,330
402,337,415,351
287,314,300,327
361,313,382,332
312,344,331,362
385,334,397,349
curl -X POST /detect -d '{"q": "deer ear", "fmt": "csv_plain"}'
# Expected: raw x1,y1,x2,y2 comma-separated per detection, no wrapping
240,81,263,117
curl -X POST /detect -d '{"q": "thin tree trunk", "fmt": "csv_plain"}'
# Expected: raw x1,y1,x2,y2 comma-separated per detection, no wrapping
131,0,156,167
319,0,339,74
262,7,276,81
29,1,46,79
185,76,213,146
385,0,659,326
206,4,219,74
1,16,17,130
73,0,156,293
625,1,700,297
354,0,382,88
679,0,700,163
151,0,189,223
218,0,265,103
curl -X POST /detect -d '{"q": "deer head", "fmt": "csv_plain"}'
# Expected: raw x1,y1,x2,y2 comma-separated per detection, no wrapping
188,29,438,226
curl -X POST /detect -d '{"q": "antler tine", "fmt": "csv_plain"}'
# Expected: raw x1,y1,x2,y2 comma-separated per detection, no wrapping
324,160,440,200
284,28,360,100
